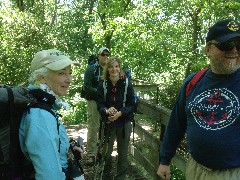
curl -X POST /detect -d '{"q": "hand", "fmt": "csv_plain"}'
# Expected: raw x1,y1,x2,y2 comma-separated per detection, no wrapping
108,111,122,122
157,164,171,180
106,107,118,116
73,146,84,156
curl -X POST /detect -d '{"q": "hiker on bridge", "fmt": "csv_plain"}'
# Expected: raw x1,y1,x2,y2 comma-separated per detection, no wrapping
97,56,135,179
83,47,110,166
157,18,240,180
19,49,84,179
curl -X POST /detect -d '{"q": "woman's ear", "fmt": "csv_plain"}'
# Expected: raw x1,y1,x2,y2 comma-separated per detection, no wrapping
38,75,47,84
205,45,210,57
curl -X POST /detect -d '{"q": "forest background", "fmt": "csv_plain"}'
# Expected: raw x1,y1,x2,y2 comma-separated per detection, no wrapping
1,0,240,125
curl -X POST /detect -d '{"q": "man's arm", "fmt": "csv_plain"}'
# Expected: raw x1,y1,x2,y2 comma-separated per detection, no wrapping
158,79,189,178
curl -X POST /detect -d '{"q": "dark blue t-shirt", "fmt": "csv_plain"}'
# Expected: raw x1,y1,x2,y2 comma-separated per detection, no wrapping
160,69,240,170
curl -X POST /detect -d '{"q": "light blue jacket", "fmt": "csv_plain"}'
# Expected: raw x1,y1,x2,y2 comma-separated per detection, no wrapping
19,89,70,179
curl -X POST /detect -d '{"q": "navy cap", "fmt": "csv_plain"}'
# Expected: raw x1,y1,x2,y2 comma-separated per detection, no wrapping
206,19,240,43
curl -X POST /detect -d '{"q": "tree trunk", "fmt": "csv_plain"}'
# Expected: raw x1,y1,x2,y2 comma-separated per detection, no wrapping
16,0,24,11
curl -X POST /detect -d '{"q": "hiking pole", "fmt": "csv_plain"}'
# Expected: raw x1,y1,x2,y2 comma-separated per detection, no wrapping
70,137,84,175
131,113,135,145
94,122,111,180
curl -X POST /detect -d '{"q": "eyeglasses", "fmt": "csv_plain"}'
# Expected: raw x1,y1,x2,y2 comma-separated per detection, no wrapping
101,53,109,57
209,41,240,52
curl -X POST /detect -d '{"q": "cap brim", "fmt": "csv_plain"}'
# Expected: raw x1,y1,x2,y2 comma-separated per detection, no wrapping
216,33,240,42
46,59,80,71
98,48,110,54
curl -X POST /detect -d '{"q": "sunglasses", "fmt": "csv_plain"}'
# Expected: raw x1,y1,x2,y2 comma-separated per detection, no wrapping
101,53,109,57
209,41,240,52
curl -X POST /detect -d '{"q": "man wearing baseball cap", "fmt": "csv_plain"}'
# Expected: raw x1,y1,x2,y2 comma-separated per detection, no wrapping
157,19,240,180
83,47,110,165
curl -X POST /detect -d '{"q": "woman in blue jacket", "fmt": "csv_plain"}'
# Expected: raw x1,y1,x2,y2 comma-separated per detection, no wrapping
97,56,135,180
19,49,83,180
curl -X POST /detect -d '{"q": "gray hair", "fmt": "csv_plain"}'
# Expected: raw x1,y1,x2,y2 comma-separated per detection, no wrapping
28,67,49,84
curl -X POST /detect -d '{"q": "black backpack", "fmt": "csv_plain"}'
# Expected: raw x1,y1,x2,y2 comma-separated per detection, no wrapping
81,60,101,100
0,85,56,179
88,54,98,65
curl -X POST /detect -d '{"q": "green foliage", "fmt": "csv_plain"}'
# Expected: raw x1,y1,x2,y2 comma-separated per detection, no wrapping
159,76,183,109
0,8,51,85
0,0,240,178
170,164,185,180
1,0,240,127
0,1,90,125
61,93,87,125
62,67,87,125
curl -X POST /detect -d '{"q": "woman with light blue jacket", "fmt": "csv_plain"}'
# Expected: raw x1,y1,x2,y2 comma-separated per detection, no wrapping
19,49,83,180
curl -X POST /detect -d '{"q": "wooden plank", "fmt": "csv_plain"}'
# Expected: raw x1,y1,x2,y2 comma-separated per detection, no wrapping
129,143,187,178
132,118,187,175
132,78,159,86
133,84,158,92
129,144,161,180
132,78,159,101
133,121,160,151
130,79,187,176
137,99,171,126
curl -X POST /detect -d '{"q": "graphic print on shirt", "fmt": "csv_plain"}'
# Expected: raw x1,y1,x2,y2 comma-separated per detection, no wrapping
188,88,240,130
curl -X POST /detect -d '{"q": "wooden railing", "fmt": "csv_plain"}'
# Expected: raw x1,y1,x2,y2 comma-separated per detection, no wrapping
130,80,187,179
132,78,160,104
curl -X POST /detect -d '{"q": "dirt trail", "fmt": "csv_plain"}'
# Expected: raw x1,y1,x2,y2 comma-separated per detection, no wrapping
66,124,148,180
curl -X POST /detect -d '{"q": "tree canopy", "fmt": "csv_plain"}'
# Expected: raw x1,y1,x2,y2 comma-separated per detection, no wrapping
1,0,240,123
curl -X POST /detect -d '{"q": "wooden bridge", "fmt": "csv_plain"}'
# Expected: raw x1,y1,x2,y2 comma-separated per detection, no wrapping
67,78,187,179
130,78,187,179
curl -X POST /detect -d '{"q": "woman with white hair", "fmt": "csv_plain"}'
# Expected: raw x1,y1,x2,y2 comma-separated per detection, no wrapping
19,49,83,179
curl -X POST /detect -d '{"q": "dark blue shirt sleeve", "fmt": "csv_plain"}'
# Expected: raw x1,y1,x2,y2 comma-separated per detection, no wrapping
159,75,194,165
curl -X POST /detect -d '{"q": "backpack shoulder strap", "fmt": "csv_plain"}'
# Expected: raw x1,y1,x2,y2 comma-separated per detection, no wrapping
93,64,101,81
185,68,208,96
7,87,15,171
123,78,129,107
103,80,107,102
28,102,56,117
103,78,129,107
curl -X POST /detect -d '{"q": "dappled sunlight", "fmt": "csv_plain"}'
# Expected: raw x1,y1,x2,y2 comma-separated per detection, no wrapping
66,125,88,143
112,141,118,157
141,125,153,131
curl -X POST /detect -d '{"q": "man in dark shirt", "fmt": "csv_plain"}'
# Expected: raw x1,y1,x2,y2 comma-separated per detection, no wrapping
84,47,110,165
157,19,240,180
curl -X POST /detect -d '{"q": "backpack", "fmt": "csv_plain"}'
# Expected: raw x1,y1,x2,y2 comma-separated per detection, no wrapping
103,77,138,123
185,68,209,96
122,67,132,79
102,77,138,110
102,78,138,143
81,54,101,99
87,54,100,83
88,54,98,65
81,63,101,99
0,85,56,179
